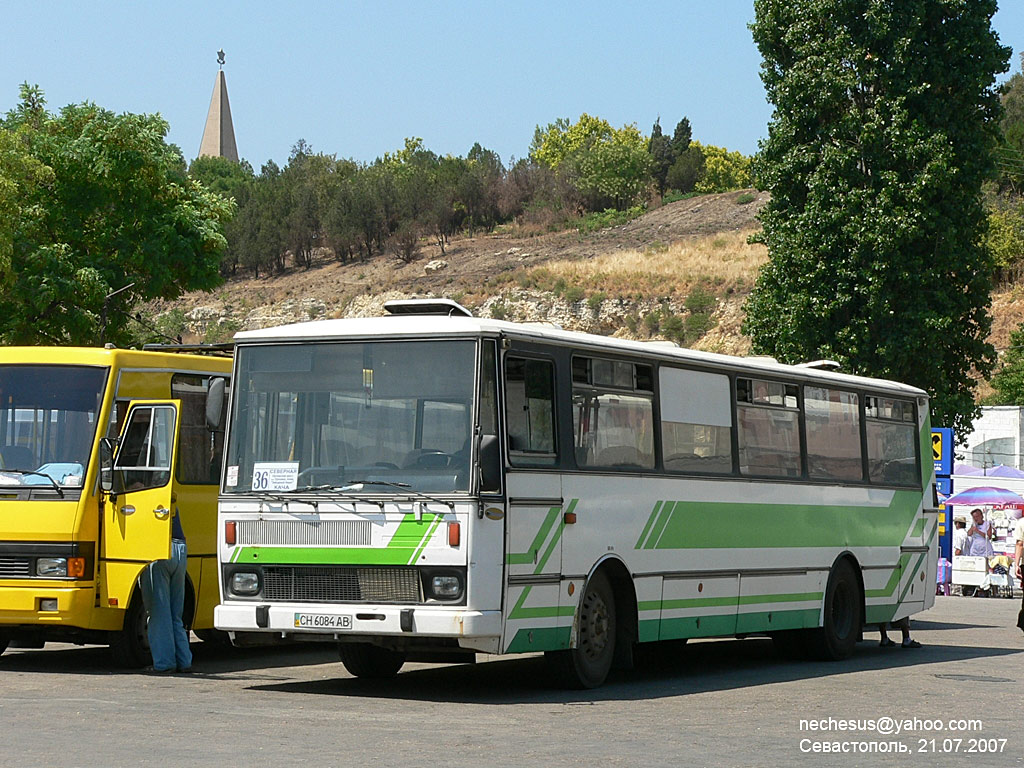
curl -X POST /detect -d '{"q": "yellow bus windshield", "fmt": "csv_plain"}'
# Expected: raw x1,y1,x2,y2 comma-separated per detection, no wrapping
0,364,108,492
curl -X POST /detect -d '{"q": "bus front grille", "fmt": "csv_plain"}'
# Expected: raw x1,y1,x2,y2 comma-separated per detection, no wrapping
262,566,422,603
236,520,372,547
0,557,32,577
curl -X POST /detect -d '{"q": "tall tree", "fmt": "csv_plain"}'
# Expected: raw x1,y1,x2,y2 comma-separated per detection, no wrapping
647,118,674,197
744,0,1010,439
0,85,231,345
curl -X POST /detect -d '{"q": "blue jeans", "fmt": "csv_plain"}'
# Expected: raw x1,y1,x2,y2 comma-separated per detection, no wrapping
140,539,192,671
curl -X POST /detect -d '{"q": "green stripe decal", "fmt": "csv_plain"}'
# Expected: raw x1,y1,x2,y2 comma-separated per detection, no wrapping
645,501,677,549
408,516,443,565
864,554,910,598
638,591,822,613
638,490,921,550
232,512,442,565
506,626,571,653
635,501,663,549
506,505,563,565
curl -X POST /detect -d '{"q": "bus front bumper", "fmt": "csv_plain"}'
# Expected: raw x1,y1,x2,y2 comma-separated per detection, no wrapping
215,602,502,641
0,583,97,626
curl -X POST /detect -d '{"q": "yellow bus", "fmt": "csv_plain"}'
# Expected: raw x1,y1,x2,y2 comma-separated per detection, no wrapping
0,346,231,666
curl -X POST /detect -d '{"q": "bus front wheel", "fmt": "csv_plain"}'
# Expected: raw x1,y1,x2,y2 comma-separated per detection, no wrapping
338,642,405,679
109,595,151,668
546,570,617,688
809,559,860,661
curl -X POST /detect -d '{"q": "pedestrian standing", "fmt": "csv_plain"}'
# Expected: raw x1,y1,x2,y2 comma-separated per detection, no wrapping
140,510,192,673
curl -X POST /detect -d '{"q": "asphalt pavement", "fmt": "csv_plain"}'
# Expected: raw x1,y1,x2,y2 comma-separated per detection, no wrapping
1,595,1021,768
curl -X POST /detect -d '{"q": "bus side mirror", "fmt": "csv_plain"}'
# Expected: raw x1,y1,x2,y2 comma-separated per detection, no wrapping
99,437,115,493
206,378,226,431
478,434,501,493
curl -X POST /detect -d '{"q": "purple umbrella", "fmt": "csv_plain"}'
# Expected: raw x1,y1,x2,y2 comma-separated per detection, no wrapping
953,463,983,476
985,464,1024,479
942,485,1024,507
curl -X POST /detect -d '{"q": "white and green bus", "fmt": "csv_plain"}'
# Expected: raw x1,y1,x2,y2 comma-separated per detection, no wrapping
214,300,936,687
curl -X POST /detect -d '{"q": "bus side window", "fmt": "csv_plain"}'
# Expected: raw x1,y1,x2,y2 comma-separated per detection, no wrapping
172,374,229,485
504,357,557,466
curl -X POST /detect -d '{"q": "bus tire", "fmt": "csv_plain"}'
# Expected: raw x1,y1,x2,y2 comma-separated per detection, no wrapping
109,594,151,668
808,559,860,661
546,570,616,689
338,642,405,679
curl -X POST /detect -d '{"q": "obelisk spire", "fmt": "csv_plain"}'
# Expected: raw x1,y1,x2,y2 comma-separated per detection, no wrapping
198,49,239,162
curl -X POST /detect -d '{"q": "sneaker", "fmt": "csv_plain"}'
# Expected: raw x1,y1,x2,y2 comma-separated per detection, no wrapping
176,667,193,674
901,638,922,648
143,666,175,674
879,637,895,648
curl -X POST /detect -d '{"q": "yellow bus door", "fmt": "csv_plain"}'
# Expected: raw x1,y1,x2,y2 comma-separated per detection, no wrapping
105,401,182,566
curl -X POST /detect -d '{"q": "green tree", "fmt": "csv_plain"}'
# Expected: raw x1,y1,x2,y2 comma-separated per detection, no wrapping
188,155,255,276
671,117,692,157
648,118,674,197
666,145,706,194
987,323,1024,405
531,113,652,211
0,85,231,345
744,0,1010,440
188,154,254,200
692,142,751,192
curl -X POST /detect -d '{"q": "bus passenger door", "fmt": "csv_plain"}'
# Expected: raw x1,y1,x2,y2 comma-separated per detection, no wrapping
102,401,181,604
503,475,566,653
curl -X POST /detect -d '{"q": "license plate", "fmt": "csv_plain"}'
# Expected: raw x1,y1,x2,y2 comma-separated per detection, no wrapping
293,612,353,630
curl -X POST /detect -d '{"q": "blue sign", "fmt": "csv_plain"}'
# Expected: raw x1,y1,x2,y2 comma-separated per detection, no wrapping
936,477,951,496
931,428,953,476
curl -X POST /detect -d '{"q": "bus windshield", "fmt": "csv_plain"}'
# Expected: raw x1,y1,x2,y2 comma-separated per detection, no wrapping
0,365,108,491
226,340,477,494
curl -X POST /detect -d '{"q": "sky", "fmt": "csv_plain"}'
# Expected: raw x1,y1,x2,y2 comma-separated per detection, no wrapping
3,1,1024,169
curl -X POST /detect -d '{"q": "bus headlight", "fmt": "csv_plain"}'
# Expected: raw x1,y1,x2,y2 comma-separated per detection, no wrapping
36,558,67,577
231,572,260,596
428,574,463,600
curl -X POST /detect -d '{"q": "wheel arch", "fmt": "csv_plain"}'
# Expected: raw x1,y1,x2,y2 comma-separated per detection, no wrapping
583,554,637,669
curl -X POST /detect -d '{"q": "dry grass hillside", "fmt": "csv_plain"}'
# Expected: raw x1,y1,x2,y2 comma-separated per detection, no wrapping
153,187,1024,384
154,190,769,353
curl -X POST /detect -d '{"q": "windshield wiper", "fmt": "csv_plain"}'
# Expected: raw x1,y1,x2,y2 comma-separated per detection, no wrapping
344,480,455,510
248,490,319,511
0,470,65,498
277,485,385,509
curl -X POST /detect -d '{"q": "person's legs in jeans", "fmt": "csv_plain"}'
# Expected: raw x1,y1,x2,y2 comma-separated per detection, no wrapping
168,539,193,670
140,560,175,671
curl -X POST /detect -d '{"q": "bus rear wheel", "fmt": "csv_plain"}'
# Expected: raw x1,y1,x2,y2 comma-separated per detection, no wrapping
546,571,616,689
338,642,405,679
808,559,860,661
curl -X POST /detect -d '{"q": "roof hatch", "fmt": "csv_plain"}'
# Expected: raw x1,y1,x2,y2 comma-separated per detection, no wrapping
383,298,473,317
